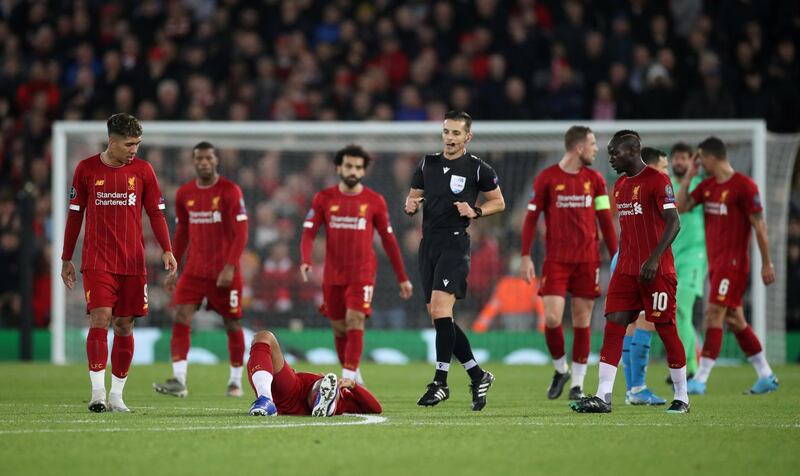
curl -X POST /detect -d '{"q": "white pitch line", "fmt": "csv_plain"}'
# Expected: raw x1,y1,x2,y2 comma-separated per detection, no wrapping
389,420,800,429
0,414,387,435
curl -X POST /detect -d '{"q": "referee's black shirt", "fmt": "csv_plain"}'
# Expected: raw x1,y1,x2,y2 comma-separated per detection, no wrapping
410,152,499,234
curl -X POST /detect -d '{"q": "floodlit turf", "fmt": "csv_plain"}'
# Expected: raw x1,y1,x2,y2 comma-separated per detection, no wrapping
1,362,798,476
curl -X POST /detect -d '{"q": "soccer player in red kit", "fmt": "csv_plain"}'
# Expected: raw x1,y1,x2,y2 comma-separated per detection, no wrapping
677,137,779,395
246,330,382,417
570,130,689,414
153,142,249,398
520,126,618,400
61,113,177,413
300,144,413,383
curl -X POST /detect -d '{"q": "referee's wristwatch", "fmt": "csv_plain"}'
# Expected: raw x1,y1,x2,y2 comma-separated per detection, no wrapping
471,206,482,219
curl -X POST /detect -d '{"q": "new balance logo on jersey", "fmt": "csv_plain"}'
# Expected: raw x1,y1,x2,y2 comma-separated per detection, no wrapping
443,279,449,287
443,167,450,174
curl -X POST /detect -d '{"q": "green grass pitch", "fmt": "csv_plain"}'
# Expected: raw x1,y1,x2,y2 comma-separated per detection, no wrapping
1,362,798,476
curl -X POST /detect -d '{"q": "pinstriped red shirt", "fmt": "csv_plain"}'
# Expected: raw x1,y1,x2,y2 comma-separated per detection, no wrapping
613,166,677,276
300,186,408,286
173,177,248,279
690,172,762,272
527,165,609,263
63,154,168,275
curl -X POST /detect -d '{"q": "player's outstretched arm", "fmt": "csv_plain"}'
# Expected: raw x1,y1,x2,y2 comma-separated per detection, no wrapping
749,212,775,285
641,208,681,282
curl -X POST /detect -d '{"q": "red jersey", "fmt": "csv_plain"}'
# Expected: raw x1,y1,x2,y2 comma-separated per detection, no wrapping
62,154,171,275
690,172,762,272
526,165,609,262
173,177,248,279
613,166,676,276
275,370,382,415
300,186,408,286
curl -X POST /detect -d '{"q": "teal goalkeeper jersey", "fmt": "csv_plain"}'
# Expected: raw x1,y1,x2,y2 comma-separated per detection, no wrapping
671,175,706,265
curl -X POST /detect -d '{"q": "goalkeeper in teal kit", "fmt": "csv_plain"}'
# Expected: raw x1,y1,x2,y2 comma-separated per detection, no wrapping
669,142,706,377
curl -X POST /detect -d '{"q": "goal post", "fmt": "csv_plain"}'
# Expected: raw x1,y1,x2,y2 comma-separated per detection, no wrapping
51,120,797,364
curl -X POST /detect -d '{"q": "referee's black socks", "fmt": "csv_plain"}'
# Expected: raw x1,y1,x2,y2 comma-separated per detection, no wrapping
433,317,455,384
454,323,485,381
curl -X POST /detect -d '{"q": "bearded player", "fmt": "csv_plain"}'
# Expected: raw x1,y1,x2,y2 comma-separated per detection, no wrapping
153,142,249,398
520,125,617,400
300,144,413,384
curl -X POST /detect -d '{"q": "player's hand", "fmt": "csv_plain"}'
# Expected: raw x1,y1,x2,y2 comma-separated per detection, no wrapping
164,272,178,293
404,196,423,215
163,251,178,278
399,280,413,299
300,263,312,282
61,260,76,289
339,378,356,389
520,255,536,284
688,152,701,177
762,262,775,285
216,264,235,287
639,255,659,282
454,201,476,218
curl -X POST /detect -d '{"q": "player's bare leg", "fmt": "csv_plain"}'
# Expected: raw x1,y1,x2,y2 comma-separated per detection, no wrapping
689,303,727,394
568,297,593,399
154,303,197,397
108,315,135,413
246,331,282,416
223,317,245,397
87,307,112,413
542,296,571,399
725,307,779,394
342,309,366,383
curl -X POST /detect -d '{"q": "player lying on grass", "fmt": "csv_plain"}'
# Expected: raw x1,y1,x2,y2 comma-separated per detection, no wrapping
246,330,382,417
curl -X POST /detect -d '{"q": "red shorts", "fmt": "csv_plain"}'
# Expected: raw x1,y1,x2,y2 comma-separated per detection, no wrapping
272,362,323,415
605,273,677,323
708,268,748,308
539,260,601,299
82,270,148,317
320,282,374,320
172,273,243,318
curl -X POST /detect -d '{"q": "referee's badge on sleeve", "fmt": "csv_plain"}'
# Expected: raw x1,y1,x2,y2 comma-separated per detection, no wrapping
450,175,466,194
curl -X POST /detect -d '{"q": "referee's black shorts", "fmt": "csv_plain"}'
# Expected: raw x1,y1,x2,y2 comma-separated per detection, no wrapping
418,229,471,303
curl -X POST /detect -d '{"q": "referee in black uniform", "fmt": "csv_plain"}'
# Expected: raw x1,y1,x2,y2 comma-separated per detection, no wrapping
405,110,505,411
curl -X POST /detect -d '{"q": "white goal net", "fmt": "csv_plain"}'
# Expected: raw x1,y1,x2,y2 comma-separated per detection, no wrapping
51,120,799,364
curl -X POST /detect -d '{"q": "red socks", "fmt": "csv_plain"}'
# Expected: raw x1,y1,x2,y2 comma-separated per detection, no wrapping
734,326,762,357
655,322,687,369
227,328,245,367
335,335,347,365
599,320,627,367
111,334,134,379
544,325,565,360
701,327,723,359
572,326,591,364
171,323,191,361
247,342,273,392
87,327,108,371
344,329,364,371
